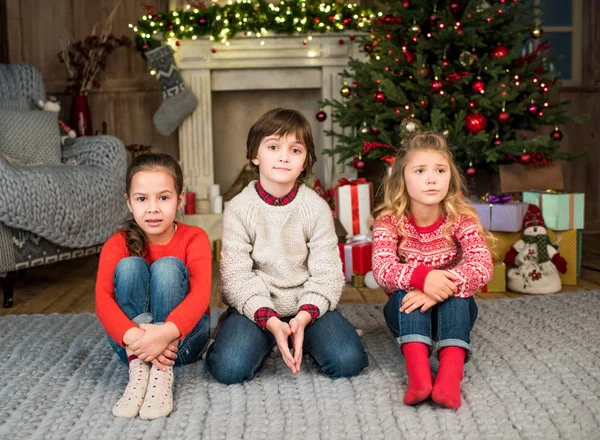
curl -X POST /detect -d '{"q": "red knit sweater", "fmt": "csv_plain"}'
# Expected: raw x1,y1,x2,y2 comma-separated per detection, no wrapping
95,223,212,345
372,213,493,298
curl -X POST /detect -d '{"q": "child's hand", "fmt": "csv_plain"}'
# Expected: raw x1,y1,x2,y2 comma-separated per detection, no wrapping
129,323,180,366
122,326,145,347
151,341,179,371
266,317,297,374
400,290,438,314
423,270,458,301
289,311,312,372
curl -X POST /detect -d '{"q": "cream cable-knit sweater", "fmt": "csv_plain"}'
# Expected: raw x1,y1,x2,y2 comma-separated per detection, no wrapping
220,181,345,321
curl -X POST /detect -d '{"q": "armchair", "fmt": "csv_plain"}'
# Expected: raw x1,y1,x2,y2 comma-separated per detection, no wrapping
0,64,129,307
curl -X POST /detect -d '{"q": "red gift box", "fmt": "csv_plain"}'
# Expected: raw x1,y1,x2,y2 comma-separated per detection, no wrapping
339,235,372,282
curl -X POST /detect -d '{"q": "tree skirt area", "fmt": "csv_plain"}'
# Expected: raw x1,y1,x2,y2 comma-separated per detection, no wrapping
0,291,599,439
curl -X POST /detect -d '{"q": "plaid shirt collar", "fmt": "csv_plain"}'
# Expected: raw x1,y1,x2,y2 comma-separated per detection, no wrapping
255,180,298,206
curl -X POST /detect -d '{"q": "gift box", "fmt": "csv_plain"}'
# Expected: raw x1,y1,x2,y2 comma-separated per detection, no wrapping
486,231,522,262
499,162,564,193
577,229,583,277
487,230,579,286
522,191,585,231
472,200,528,232
335,178,373,238
548,229,578,286
339,236,372,283
478,262,506,293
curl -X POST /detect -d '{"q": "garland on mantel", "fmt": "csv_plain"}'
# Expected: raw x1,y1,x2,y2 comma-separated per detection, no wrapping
131,0,376,52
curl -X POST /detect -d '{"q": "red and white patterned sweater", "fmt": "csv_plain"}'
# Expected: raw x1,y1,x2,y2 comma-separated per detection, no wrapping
372,213,493,298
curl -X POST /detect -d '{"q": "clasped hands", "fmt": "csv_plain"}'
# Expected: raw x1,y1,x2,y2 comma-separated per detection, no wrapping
123,322,180,371
400,270,458,314
266,310,312,374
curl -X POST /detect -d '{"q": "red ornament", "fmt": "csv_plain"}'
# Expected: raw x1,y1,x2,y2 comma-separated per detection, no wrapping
142,44,149,50
175,41,181,46
464,113,487,134
402,0,411,7
355,159,365,170
371,126,379,136
338,39,345,45
211,47,217,53
313,17,320,24
551,128,563,140
527,103,539,115
449,1,462,18
316,110,327,122
521,153,531,163
497,111,510,123
430,80,443,93
374,91,386,103
466,167,476,176
404,51,416,63
349,35,355,41
168,24,174,30
490,45,509,59
472,79,486,94
494,138,502,145
364,44,373,53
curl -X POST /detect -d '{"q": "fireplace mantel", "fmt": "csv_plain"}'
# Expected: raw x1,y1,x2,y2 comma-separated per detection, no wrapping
175,34,362,201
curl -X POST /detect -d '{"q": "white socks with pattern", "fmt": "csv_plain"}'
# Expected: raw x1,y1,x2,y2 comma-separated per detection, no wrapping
112,358,151,418
139,364,174,420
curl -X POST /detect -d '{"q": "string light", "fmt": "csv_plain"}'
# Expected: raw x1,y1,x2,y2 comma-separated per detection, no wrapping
132,1,375,51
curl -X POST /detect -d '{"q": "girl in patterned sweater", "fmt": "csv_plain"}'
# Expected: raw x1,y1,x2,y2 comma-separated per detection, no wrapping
372,132,493,409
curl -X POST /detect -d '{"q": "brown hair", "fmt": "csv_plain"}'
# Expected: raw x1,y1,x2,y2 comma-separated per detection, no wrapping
373,132,490,242
122,153,184,257
246,108,317,182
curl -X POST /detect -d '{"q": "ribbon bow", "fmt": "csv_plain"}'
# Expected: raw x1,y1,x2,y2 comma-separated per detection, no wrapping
337,177,367,187
482,193,512,204
346,234,372,244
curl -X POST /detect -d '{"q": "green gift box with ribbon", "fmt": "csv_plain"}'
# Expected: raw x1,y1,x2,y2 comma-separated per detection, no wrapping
522,191,585,231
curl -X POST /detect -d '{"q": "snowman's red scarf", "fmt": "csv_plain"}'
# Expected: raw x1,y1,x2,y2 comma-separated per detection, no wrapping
522,234,551,263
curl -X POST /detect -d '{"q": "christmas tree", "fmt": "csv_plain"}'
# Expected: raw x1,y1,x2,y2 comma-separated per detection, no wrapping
320,0,585,177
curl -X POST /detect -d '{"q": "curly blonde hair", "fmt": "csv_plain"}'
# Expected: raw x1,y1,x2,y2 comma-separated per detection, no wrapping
372,132,490,243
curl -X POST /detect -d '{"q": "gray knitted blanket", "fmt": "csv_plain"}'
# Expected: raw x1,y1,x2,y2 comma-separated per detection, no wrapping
1,293,599,439
0,135,129,248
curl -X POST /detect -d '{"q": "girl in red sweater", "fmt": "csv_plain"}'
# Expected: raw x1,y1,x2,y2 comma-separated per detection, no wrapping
372,132,493,409
95,153,212,420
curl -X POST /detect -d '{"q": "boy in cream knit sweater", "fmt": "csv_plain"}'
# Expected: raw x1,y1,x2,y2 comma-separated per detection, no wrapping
206,108,368,384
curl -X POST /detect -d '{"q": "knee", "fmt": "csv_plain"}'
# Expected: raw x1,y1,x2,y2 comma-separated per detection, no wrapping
321,344,369,379
206,346,255,385
150,257,187,278
150,257,188,290
114,257,149,285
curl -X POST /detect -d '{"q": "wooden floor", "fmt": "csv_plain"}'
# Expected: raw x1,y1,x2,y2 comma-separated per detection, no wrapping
2,233,600,316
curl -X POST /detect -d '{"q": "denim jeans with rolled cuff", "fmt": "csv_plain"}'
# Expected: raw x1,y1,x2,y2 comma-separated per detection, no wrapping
383,289,478,361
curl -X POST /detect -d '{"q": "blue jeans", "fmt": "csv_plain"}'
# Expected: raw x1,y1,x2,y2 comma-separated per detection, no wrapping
383,290,478,361
205,308,368,384
107,256,210,366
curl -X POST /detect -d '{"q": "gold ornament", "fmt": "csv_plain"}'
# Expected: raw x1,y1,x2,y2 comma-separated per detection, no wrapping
442,129,449,138
400,117,422,134
530,27,543,39
418,65,429,77
410,23,421,35
360,122,369,135
459,50,474,67
340,82,352,98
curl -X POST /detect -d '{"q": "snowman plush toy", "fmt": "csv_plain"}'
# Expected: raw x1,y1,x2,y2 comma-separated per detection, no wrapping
504,204,567,294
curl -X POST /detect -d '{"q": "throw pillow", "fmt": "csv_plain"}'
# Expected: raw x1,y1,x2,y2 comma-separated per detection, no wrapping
0,97,33,111
0,108,62,165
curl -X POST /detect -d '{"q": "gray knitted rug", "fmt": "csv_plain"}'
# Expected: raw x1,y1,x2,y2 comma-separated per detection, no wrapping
1,292,599,440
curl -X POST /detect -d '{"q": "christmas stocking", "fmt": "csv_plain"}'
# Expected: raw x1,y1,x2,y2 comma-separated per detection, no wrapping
145,44,198,136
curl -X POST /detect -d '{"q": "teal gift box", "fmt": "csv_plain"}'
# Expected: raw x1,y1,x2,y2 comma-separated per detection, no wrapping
522,191,585,231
